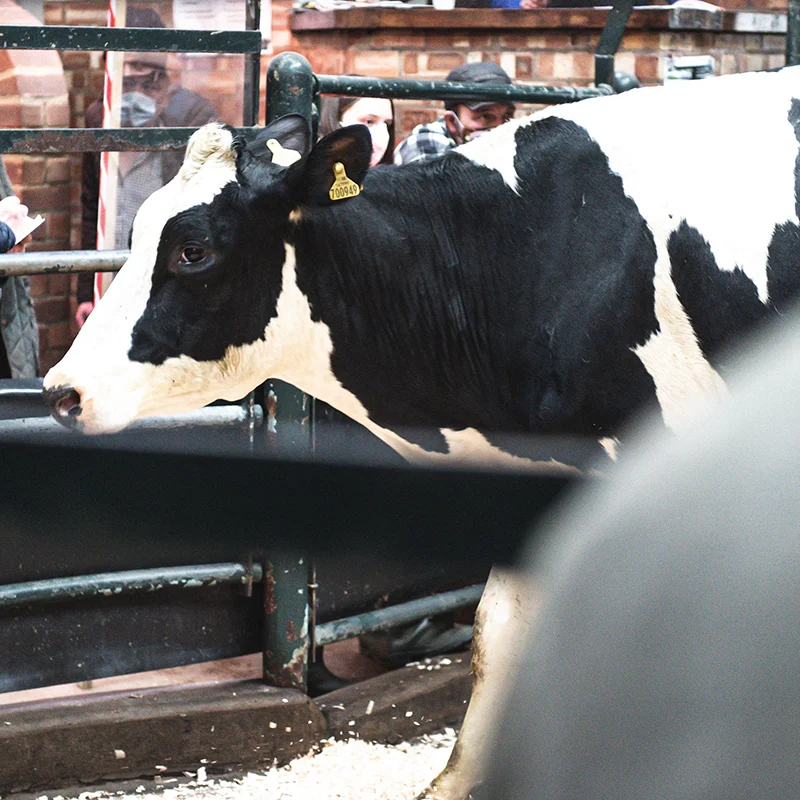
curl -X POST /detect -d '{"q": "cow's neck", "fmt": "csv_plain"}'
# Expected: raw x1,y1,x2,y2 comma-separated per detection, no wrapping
286,172,527,437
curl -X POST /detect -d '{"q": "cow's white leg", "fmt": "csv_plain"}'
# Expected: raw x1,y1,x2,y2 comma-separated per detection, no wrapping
418,566,540,800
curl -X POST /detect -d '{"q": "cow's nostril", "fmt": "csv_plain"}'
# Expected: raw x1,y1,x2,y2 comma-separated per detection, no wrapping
43,385,82,425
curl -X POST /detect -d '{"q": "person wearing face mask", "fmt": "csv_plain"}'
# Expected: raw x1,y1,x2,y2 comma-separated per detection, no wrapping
318,90,395,167
394,62,515,166
77,6,218,327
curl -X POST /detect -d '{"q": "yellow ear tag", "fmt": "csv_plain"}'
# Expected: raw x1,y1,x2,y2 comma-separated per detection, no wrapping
266,138,302,167
329,162,361,202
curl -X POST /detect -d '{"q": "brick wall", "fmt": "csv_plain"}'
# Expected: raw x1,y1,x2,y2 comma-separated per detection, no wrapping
3,0,73,373
285,6,789,137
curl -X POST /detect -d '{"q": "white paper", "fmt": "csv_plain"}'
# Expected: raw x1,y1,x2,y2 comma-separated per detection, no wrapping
9,214,45,244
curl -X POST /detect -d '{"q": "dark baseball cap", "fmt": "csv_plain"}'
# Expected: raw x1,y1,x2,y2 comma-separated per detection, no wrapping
445,62,514,112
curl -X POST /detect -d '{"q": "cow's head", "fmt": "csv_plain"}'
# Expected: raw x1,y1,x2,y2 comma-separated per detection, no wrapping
43,117,372,433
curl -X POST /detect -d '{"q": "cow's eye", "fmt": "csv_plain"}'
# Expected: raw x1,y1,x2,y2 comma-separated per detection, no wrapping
173,242,217,279
180,245,207,264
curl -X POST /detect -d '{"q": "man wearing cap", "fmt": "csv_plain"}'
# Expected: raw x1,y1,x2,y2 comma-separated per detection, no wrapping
77,6,218,326
394,62,515,165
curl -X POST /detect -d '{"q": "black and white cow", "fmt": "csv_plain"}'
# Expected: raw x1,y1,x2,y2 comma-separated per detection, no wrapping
44,66,800,799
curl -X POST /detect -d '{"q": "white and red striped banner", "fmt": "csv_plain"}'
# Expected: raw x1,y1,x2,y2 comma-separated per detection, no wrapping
95,0,127,302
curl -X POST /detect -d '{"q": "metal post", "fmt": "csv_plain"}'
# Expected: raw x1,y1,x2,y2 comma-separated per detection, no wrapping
263,51,315,454
265,51,314,127
262,554,309,690
243,0,262,126
594,0,635,87
788,0,800,66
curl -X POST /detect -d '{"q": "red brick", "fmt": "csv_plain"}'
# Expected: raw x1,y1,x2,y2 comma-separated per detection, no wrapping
427,53,465,72
69,70,87,91
44,322,75,350
572,51,594,80
497,34,529,49
536,52,555,80
46,211,71,241
45,96,71,127
763,33,785,53
0,73,18,97
544,33,572,49
0,98,22,128
398,53,418,76
570,32,596,48
22,158,47,186
553,52,573,79
352,51,401,77
64,5,108,26
371,31,422,48
20,184,71,212
620,31,653,51
20,98,46,128
28,277,48,299
61,52,92,71
515,55,533,80
3,156,22,188
635,54,660,82
32,297,70,325
44,5,65,24
48,273,72,296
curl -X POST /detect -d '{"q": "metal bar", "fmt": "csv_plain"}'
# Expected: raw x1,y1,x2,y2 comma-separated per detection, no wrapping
788,0,800,65
0,25,261,54
0,249,128,277
594,0,635,85
0,404,264,434
243,0,262,127
0,562,263,609
317,74,612,106
0,126,261,155
262,554,310,691
315,584,484,646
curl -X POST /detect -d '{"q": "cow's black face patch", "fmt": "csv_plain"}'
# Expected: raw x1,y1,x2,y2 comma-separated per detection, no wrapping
292,118,659,440
129,179,290,365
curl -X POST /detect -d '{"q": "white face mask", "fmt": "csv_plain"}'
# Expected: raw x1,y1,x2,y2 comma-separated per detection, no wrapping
368,122,390,166
120,91,157,128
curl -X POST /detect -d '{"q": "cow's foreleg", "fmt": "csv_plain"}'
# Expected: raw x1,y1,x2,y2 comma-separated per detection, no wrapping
417,566,540,800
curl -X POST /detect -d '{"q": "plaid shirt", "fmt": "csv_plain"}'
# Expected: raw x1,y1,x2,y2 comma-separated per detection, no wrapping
394,118,457,165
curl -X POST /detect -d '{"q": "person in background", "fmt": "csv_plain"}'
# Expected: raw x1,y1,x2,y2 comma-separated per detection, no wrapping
318,89,395,167
394,62,515,165
76,5,218,327
0,160,39,379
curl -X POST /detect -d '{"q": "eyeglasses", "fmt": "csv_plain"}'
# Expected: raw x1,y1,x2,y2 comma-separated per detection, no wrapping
122,69,166,93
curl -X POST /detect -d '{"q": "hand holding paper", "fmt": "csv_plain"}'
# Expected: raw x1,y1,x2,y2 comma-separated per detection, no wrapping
0,196,45,246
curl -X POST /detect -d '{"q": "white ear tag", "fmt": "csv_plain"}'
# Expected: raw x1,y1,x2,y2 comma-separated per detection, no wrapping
266,138,302,167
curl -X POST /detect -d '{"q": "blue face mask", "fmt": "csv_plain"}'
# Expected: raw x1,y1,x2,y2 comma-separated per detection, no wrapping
120,91,156,128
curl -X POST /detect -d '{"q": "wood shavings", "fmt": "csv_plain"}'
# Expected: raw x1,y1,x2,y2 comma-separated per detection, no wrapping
45,731,456,800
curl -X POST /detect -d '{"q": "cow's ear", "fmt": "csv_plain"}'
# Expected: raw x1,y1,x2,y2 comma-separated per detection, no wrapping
286,125,372,207
248,114,312,165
